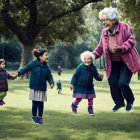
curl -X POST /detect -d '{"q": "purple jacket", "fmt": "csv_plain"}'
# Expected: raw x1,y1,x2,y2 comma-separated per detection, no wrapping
93,22,140,79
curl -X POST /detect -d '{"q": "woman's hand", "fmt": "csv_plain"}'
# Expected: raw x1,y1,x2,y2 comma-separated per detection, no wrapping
70,84,73,90
50,84,54,89
112,44,122,53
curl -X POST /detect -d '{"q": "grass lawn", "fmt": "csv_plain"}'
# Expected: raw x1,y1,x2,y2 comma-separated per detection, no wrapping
0,69,140,140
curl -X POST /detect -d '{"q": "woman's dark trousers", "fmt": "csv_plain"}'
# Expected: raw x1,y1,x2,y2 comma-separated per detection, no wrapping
108,61,134,106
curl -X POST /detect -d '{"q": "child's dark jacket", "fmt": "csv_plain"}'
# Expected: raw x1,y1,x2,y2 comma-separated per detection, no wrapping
71,63,102,97
17,59,54,91
0,68,14,92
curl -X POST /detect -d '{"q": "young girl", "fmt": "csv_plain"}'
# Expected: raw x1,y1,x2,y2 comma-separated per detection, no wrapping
14,48,54,125
0,59,15,106
70,51,104,116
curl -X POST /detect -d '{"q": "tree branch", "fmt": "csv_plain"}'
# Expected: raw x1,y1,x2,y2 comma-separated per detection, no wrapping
39,0,101,27
1,0,26,42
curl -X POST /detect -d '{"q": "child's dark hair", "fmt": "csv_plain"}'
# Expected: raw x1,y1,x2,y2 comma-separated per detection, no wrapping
32,48,48,59
0,59,5,65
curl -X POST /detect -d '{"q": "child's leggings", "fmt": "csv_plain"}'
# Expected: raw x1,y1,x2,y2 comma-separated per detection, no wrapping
73,98,93,107
32,101,44,117
0,92,7,101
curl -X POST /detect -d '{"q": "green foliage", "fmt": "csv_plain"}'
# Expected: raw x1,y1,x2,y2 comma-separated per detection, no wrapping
0,0,101,48
117,0,140,35
48,43,92,69
0,39,22,62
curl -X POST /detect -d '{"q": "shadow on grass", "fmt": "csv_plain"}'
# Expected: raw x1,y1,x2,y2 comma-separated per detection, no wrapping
0,107,140,140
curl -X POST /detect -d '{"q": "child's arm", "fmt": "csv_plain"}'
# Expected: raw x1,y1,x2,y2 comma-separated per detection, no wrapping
70,84,74,90
93,67,104,81
17,61,34,76
6,71,16,80
47,65,54,88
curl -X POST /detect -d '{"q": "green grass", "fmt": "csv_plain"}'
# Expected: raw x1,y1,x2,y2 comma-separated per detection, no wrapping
0,69,140,140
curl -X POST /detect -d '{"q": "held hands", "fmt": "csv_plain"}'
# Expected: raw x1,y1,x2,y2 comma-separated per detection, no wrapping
11,72,19,80
99,74,104,80
70,84,73,90
50,84,54,89
112,44,122,53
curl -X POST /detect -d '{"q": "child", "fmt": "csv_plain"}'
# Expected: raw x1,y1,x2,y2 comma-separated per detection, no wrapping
57,66,62,76
70,51,104,116
14,48,54,125
0,59,15,106
57,80,62,94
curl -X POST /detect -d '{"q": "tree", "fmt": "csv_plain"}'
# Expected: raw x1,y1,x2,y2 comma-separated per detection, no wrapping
0,0,101,78
117,0,140,35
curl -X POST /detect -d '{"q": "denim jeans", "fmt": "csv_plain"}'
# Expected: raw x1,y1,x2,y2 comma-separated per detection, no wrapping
32,101,44,117
108,61,134,106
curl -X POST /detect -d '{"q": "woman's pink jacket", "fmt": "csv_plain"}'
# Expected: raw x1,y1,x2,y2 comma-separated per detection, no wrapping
92,22,140,79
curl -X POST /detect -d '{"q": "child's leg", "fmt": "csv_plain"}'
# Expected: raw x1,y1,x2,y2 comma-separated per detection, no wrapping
38,101,44,125
71,98,82,114
88,98,94,116
73,98,82,106
38,101,44,117
58,89,60,94
0,92,7,101
0,92,7,105
88,98,93,107
32,101,38,117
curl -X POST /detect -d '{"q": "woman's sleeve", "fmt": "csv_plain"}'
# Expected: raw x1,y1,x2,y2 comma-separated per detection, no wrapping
92,35,104,59
121,24,136,53
17,61,34,76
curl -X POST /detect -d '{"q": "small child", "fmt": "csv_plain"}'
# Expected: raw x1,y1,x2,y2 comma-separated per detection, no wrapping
70,51,104,116
57,66,62,76
57,80,62,94
0,59,15,106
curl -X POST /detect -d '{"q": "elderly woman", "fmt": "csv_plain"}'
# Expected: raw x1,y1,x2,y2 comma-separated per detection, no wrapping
93,7,140,112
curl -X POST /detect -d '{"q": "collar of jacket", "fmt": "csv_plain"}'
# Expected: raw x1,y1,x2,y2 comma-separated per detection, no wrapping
103,22,120,37
0,68,6,72
82,63,94,69
35,59,47,68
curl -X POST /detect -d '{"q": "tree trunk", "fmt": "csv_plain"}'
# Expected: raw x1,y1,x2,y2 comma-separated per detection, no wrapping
19,45,34,79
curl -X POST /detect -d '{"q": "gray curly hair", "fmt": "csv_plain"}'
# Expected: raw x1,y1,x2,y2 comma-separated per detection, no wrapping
99,7,120,23
80,51,95,62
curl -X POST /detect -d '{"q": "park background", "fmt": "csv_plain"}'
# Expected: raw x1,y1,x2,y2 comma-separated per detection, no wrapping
0,0,140,140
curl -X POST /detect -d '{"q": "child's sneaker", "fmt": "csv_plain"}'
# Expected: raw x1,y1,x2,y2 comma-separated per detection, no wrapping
1,101,5,105
0,101,3,106
71,103,77,114
38,117,43,125
32,116,38,124
88,106,95,116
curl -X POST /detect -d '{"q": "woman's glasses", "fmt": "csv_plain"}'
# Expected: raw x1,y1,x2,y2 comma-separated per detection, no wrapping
100,19,110,23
